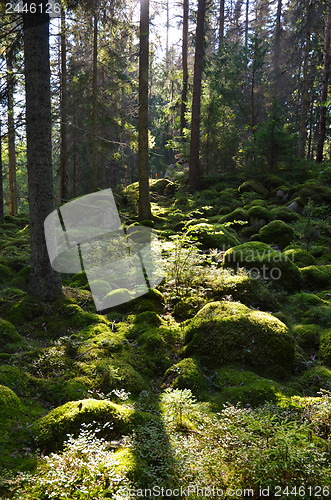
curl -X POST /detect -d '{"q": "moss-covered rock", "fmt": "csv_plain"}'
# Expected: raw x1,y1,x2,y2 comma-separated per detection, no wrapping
0,319,23,347
5,295,46,325
114,447,149,484
223,241,301,292
186,223,239,250
163,358,207,392
218,188,242,212
104,288,133,308
301,265,331,290
183,301,294,379
270,207,299,223
258,220,294,249
290,366,331,395
0,385,23,429
296,181,331,204
33,399,151,451
220,208,249,224
293,324,321,350
238,180,268,196
283,247,316,267
320,329,331,366
248,205,272,222
243,199,267,210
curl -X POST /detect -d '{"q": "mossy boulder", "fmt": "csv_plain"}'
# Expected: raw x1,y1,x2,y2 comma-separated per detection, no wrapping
248,205,272,222
223,242,301,292
183,301,294,379
270,207,299,223
283,247,316,267
244,199,267,210
0,385,23,429
186,223,239,250
5,295,46,325
0,319,23,347
33,399,151,451
134,311,163,327
163,358,207,392
220,208,249,224
238,180,268,196
296,181,331,204
320,329,331,366
258,220,294,249
293,324,321,350
290,366,331,395
218,188,242,212
301,265,331,290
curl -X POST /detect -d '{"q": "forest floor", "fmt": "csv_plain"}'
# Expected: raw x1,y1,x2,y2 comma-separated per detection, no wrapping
0,167,331,499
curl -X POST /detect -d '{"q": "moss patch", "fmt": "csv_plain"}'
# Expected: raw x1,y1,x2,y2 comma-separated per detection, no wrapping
0,319,23,346
186,223,239,250
301,265,331,290
258,220,294,249
283,247,316,267
320,329,331,367
163,358,207,392
0,385,23,429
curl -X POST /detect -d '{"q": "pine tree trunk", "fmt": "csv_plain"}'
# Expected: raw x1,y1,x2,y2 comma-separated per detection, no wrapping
92,9,98,190
138,0,152,220
60,5,67,202
0,119,3,222
245,0,249,49
180,0,189,135
6,49,17,216
299,3,312,159
273,0,282,82
316,1,331,163
189,0,206,191
219,0,225,48
23,0,62,301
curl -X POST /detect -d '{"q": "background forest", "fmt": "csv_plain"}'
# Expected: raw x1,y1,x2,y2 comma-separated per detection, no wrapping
0,0,331,498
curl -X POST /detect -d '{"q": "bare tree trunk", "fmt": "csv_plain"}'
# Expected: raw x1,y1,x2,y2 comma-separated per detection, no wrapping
138,0,152,220
73,111,78,198
180,0,189,135
60,5,67,202
189,0,206,191
92,9,98,189
316,1,331,162
23,0,62,300
6,49,17,216
219,0,225,47
299,2,313,159
0,119,3,222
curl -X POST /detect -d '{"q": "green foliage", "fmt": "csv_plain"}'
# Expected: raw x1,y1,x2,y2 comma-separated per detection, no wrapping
320,329,331,367
161,388,200,430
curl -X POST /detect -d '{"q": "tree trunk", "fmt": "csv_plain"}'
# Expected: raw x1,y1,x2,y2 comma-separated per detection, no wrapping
189,0,207,191
0,119,3,222
245,0,249,49
299,2,313,159
316,1,331,163
60,5,67,202
138,0,152,220
92,9,98,189
180,0,189,135
165,0,169,74
219,0,225,48
23,0,62,301
6,48,17,216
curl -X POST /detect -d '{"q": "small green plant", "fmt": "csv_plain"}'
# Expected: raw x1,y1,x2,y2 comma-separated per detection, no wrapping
161,388,200,429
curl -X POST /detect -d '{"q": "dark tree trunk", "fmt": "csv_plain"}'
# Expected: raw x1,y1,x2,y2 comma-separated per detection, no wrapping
299,2,313,159
138,0,152,220
60,5,67,202
219,0,225,48
6,48,17,216
316,1,331,163
273,0,282,82
180,0,189,135
245,0,249,49
23,0,62,301
189,0,206,191
0,119,3,222
92,10,98,189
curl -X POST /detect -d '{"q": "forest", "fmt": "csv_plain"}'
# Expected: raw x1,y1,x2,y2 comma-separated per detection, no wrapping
0,0,331,497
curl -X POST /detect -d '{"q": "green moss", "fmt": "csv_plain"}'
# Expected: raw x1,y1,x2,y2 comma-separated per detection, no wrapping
320,329,331,366
163,358,207,392
270,207,299,223
220,208,249,224
105,288,133,307
290,366,331,395
69,271,89,289
243,199,267,210
0,385,23,428
223,241,301,292
258,220,294,249
0,319,23,346
238,180,268,196
138,331,166,351
293,324,321,350
114,447,149,484
301,265,331,290
183,301,294,379
0,264,13,283
296,181,331,204
283,247,316,267
89,279,112,297
248,205,272,221
33,399,151,451
172,298,203,321
5,295,46,325
211,368,288,407
109,358,149,394
186,222,239,250
134,311,162,327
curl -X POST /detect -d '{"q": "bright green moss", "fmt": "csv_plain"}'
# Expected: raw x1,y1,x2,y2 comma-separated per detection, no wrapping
5,295,46,324
293,324,321,350
172,298,202,321
258,220,294,249
114,447,149,484
69,271,89,289
296,181,331,204
163,358,207,392
320,329,331,366
89,279,112,297
33,399,151,451
183,301,294,379
186,222,239,249
223,241,301,292
248,205,272,221
270,207,299,223
134,311,162,327
138,331,166,351
290,366,331,395
238,180,268,196
0,385,23,428
283,247,316,267
301,265,331,290
105,289,133,307
0,319,23,346
244,199,267,210
220,208,249,224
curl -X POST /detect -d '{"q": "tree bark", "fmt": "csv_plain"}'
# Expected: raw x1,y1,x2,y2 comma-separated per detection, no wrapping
316,1,331,163
180,0,189,135
60,4,67,202
299,1,313,159
189,0,206,191
245,0,249,49
6,48,18,216
273,0,282,80
23,0,62,301
92,9,98,189
0,118,3,222
138,0,152,220
219,0,225,48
